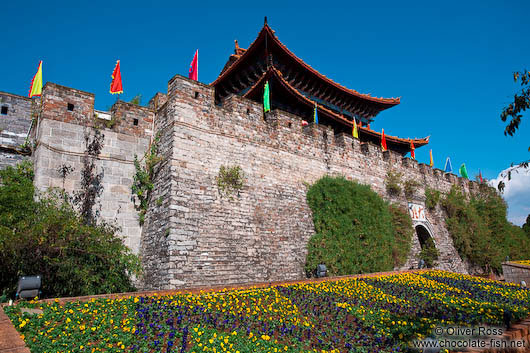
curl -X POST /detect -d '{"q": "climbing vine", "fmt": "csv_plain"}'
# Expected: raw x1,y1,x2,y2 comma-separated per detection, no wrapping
73,127,105,225
131,134,162,225
305,176,413,276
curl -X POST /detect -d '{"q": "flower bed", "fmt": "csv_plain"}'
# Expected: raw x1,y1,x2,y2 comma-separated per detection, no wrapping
5,270,530,352
513,260,530,266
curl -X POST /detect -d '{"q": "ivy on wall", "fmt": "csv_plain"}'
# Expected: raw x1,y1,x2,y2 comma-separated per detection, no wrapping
441,185,530,273
305,176,413,276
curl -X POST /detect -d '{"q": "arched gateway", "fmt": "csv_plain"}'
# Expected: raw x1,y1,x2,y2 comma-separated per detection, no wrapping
412,221,438,268
414,223,436,249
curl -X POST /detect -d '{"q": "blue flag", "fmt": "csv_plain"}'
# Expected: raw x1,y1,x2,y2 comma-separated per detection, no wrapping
313,103,318,124
444,157,453,173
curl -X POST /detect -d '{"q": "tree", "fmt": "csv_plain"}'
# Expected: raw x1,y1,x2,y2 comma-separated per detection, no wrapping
523,214,530,237
0,162,141,299
442,185,529,273
498,69,530,192
501,70,530,142
0,161,35,229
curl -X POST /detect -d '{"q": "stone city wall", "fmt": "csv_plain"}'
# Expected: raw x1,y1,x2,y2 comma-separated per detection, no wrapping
0,92,34,168
502,262,530,286
2,74,485,290
141,75,476,290
31,82,154,254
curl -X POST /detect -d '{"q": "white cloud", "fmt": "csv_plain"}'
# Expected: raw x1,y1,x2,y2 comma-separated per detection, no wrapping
489,166,530,226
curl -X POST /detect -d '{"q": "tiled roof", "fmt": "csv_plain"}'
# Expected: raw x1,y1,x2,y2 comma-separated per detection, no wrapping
244,67,428,147
213,24,400,107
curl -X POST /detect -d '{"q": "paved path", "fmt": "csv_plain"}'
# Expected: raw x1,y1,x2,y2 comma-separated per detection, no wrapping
0,305,30,353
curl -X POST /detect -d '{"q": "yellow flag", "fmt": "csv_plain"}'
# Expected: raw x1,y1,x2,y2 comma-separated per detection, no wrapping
29,61,43,98
352,119,359,139
429,149,434,167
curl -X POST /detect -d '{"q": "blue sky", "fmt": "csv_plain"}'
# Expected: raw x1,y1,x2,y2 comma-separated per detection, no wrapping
2,0,529,224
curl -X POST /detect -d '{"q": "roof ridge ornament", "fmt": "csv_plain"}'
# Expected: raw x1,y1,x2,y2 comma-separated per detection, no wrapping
264,16,268,25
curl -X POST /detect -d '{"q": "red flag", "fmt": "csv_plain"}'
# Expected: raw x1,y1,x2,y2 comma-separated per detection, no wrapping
110,60,123,94
189,50,198,81
410,140,415,159
381,129,388,151
479,170,483,183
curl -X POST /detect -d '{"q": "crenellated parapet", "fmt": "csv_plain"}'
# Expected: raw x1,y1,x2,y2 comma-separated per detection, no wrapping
40,83,95,126
162,74,480,197
108,101,154,138
148,92,168,112
37,82,155,139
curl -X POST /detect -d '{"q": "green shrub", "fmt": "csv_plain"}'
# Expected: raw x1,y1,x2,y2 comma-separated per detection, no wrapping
441,185,530,273
419,238,439,267
0,162,141,299
305,176,412,276
216,165,245,200
385,170,402,196
425,187,441,210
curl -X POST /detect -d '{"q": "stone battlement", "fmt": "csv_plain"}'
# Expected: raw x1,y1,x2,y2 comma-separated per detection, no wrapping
39,82,154,139
163,74,476,195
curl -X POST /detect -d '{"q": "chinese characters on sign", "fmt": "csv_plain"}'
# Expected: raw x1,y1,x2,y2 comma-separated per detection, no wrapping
408,203,426,221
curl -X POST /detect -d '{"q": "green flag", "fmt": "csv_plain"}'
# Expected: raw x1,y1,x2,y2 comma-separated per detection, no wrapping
263,81,270,113
459,163,469,179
